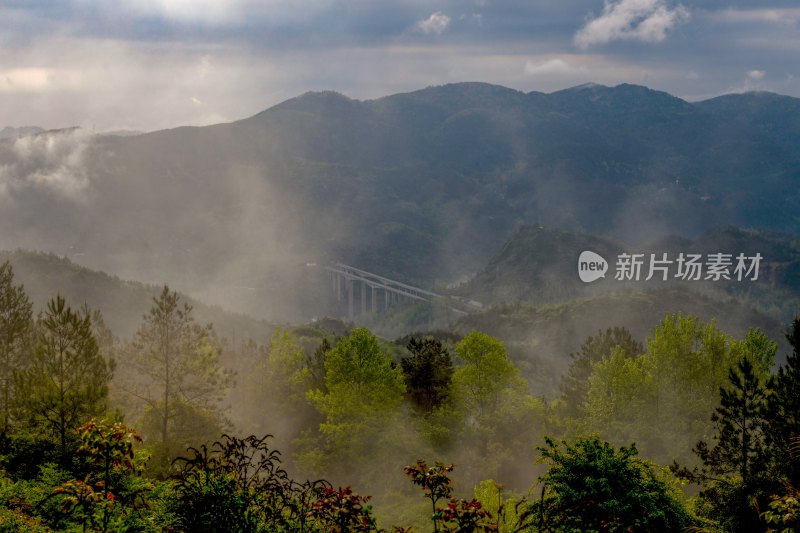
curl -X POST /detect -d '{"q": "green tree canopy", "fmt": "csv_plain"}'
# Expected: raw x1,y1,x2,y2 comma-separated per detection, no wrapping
308,327,405,428
247,328,318,445
532,436,695,532
558,326,642,420
452,330,527,418
452,331,546,484
303,327,405,480
582,315,775,465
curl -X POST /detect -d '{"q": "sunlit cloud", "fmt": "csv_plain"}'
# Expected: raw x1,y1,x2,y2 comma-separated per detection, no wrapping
0,68,83,93
574,0,690,49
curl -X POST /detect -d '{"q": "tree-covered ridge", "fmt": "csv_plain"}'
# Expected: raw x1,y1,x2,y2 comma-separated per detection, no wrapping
0,259,798,531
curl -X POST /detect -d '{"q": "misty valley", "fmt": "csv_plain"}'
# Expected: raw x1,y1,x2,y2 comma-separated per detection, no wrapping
1,83,800,532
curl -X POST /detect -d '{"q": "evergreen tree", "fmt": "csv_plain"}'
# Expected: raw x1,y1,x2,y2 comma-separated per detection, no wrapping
0,262,33,434
765,316,800,489
306,337,330,392
401,337,454,414
128,286,231,470
16,296,111,465
672,358,774,532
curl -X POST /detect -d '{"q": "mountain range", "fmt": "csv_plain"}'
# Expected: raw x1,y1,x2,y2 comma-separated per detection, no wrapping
1,82,799,321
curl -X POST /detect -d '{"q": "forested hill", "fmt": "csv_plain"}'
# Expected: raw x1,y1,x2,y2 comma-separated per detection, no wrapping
0,250,275,341
453,226,800,321
1,83,799,320
452,287,787,393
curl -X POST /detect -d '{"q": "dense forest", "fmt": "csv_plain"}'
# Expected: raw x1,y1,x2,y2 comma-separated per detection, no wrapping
0,259,798,532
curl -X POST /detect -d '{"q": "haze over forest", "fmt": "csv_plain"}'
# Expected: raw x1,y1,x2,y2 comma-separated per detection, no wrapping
3,0,800,529
3,78,800,533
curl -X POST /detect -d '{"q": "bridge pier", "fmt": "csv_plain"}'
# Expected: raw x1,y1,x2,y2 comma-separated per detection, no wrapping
347,277,354,321
361,281,366,315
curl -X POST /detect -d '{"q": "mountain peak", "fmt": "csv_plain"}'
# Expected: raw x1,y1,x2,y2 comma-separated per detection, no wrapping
248,90,360,120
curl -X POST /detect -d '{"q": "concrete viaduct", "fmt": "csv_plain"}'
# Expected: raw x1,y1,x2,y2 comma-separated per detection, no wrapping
308,262,482,321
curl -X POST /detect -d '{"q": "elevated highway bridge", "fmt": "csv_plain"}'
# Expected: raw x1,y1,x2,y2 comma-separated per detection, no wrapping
307,262,482,321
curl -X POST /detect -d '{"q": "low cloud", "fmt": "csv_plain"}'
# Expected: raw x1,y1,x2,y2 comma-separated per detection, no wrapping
524,58,588,76
416,12,451,35
574,0,690,49
0,128,94,200
742,69,766,91
725,69,769,94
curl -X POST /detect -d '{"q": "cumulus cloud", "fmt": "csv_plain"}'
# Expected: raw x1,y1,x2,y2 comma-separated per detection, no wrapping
416,12,451,35
0,128,94,200
574,0,690,49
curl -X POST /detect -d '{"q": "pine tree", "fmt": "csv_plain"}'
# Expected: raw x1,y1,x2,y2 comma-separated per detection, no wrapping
0,262,33,434
765,316,800,488
16,296,111,465
128,286,231,470
672,358,774,532
401,337,454,414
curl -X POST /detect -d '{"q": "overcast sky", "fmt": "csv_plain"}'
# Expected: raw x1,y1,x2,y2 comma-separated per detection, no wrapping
2,0,799,132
